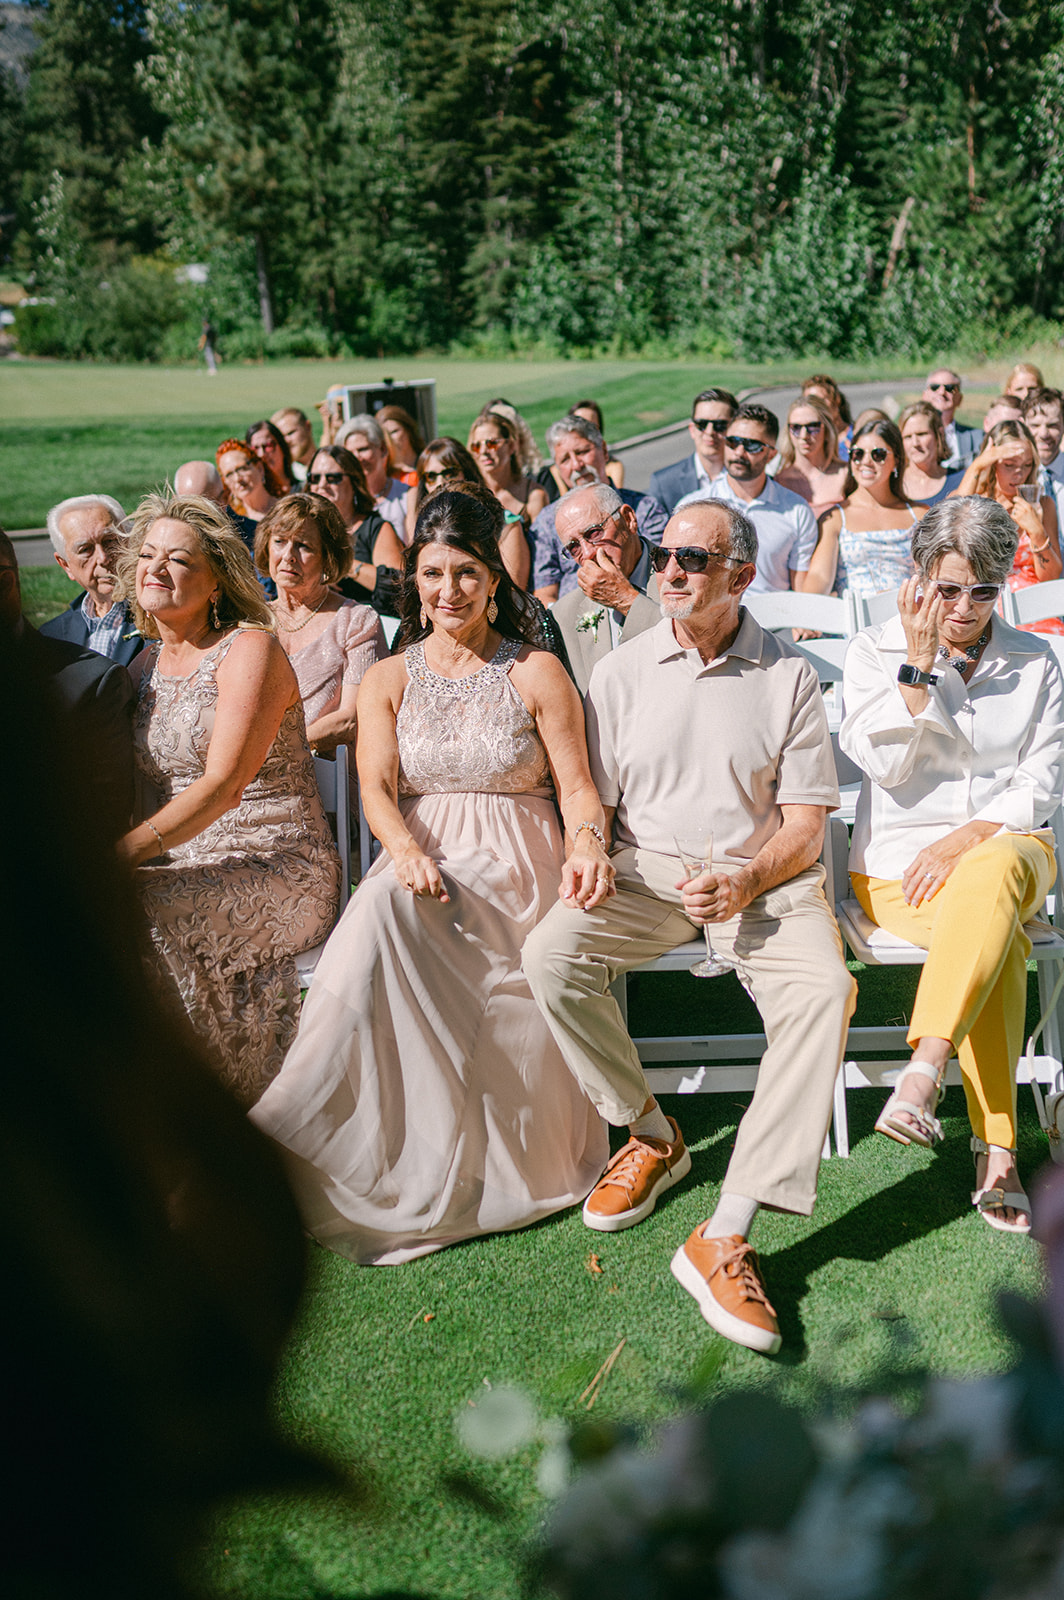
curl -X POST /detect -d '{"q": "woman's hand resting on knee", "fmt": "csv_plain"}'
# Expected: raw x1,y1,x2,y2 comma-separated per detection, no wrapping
902,820,1001,906
393,842,450,902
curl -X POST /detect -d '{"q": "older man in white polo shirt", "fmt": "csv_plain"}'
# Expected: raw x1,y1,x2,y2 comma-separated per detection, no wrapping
681,403,817,593
523,498,856,1355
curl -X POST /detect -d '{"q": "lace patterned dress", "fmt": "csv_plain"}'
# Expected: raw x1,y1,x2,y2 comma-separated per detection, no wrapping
134,635,341,1104
250,636,608,1263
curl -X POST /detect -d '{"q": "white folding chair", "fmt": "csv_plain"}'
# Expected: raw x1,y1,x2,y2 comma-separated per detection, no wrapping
381,615,401,647
744,590,848,636
1001,580,1064,630
295,744,353,988
845,587,900,632
827,811,1064,1156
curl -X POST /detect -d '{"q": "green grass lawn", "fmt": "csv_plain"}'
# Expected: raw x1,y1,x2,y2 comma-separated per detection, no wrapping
1,354,932,530
186,960,1049,1600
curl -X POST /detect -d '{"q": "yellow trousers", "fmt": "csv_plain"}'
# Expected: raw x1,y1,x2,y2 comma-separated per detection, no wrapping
852,832,1055,1148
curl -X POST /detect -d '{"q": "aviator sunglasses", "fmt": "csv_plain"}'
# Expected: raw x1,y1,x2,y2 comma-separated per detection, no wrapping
649,545,739,574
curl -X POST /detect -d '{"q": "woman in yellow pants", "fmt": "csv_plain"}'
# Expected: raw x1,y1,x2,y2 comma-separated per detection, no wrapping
841,496,1064,1233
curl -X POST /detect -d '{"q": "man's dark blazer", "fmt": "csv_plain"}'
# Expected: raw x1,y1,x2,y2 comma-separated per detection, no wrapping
39,594,145,666
648,453,700,515
19,623,135,840
944,424,982,472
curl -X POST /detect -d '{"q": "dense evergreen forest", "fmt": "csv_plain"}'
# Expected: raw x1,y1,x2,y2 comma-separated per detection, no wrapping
1,0,1063,361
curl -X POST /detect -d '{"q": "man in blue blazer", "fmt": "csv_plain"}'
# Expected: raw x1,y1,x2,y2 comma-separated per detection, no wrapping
39,494,144,665
923,370,981,470
648,388,738,514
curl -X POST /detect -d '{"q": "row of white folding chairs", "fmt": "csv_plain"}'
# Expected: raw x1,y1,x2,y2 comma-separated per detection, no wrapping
295,744,375,988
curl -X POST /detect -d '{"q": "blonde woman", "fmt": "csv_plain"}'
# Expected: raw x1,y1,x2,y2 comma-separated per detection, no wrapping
117,493,341,1104
952,419,1062,632
774,394,847,518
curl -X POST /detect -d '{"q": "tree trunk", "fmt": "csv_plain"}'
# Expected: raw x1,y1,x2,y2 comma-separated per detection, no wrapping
882,196,915,290
254,232,275,335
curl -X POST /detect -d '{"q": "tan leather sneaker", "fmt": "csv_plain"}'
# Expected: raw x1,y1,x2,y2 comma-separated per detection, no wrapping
582,1117,691,1232
670,1227,781,1354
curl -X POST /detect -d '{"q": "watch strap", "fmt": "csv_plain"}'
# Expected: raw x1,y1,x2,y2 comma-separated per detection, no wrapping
897,662,939,687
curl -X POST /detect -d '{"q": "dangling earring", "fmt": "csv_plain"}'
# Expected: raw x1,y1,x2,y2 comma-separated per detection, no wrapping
210,597,221,631
420,605,428,629
487,596,498,623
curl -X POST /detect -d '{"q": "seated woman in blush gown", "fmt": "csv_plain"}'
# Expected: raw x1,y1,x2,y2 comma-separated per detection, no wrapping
250,486,611,1263
117,493,341,1106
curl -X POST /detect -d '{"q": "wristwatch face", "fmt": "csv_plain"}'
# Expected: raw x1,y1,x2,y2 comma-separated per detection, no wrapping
897,663,936,686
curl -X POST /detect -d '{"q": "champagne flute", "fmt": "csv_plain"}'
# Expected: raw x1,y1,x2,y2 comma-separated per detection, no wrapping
673,829,734,978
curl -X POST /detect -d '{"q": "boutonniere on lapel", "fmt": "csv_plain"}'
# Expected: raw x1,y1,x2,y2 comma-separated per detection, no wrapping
122,628,143,641
576,607,606,640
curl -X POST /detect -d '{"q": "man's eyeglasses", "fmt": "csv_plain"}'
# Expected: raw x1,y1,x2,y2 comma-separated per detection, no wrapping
307,471,347,486
423,466,463,486
724,435,771,455
649,545,738,574
561,509,622,560
934,581,1001,604
928,382,960,394
691,417,731,435
789,421,823,437
851,446,889,464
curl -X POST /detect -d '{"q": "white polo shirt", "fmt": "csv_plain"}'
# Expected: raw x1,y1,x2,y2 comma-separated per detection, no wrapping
586,612,839,863
680,473,818,593
841,614,1064,881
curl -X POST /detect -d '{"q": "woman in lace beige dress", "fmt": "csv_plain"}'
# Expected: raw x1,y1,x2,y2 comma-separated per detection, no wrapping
251,488,611,1262
257,494,386,758
117,493,341,1105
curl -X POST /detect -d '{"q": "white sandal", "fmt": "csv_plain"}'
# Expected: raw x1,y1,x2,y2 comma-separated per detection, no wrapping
875,1060,945,1148
971,1137,1031,1235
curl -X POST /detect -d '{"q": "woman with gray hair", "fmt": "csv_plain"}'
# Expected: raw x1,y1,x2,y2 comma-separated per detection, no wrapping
336,412,413,539
840,496,1064,1233
116,492,341,1105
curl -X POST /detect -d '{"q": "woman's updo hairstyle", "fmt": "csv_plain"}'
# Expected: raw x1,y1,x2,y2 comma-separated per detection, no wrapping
395,486,541,652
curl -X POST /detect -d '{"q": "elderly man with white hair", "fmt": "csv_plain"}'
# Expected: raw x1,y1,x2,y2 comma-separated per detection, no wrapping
40,493,144,664
551,482,662,694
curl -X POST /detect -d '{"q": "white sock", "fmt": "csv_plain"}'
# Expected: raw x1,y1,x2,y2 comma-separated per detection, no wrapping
703,1192,759,1241
629,1103,673,1143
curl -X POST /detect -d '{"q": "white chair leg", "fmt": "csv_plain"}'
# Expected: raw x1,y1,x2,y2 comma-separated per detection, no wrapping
832,1063,852,1159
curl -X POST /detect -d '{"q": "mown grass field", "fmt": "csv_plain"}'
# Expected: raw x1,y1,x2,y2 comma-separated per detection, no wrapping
0,354,930,531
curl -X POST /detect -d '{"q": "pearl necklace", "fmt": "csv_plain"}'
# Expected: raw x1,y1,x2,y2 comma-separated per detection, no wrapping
274,590,330,633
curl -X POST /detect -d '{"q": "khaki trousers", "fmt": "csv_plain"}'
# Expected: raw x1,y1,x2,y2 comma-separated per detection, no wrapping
852,831,1055,1149
523,847,857,1215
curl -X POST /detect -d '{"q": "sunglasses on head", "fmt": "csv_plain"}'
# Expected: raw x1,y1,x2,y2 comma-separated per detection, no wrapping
928,382,960,394
789,421,822,436
724,435,770,455
933,580,1001,604
307,471,346,485
692,417,731,434
649,545,738,574
850,446,889,464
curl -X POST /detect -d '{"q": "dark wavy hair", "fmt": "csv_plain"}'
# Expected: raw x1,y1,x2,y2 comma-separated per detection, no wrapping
842,417,908,501
413,437,486,512
395,487,542,652
246,419,293,484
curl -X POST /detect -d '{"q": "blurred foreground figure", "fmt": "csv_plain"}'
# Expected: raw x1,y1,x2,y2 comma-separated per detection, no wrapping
0,629,322,1599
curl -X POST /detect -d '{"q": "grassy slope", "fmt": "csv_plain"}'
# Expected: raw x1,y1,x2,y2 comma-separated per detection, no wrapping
0,355,929,530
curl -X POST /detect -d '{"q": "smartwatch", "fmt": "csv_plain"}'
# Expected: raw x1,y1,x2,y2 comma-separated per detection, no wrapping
897,663,939,687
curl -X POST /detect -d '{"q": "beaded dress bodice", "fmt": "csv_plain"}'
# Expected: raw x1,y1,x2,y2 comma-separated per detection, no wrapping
396,637,552,798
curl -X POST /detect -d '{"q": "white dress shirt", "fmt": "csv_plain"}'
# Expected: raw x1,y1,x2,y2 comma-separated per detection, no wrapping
840,613,1064,880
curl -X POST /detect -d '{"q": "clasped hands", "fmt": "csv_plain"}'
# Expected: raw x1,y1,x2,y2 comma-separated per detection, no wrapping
560,836,615,910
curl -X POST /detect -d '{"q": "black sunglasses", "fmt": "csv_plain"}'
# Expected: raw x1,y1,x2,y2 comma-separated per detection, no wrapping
307,471,347,485
850,446,889,464
691,417,731,434
928,382,960,394
649,545,738,574
724,435,770,455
